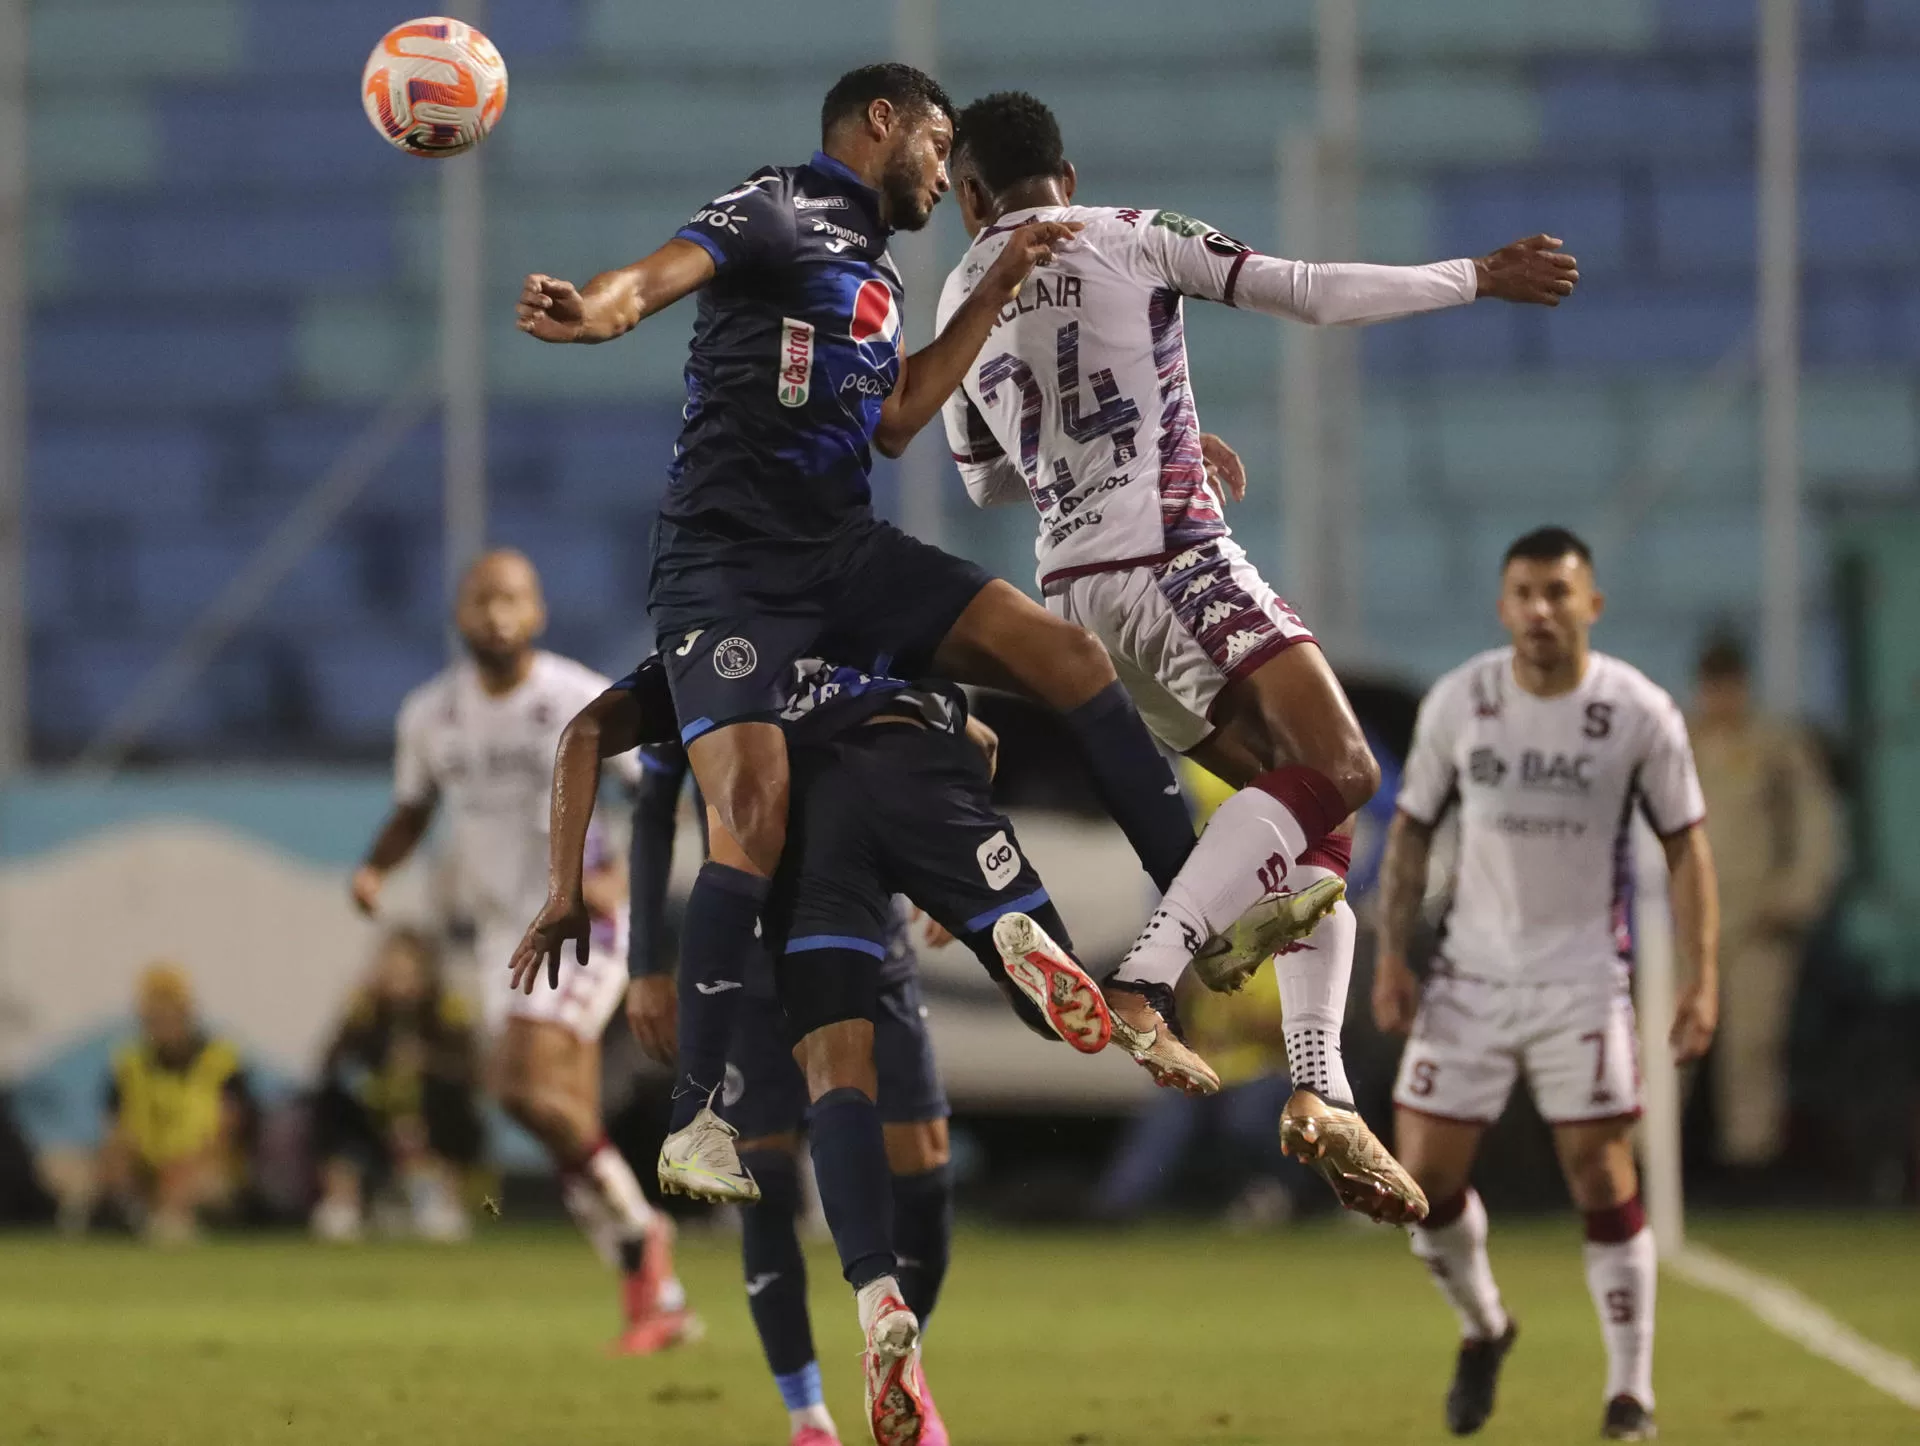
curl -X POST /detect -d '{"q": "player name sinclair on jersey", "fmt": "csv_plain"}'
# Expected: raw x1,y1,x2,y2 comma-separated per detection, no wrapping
393,650,639,926
1395,648,1707,984
938,204,1477,590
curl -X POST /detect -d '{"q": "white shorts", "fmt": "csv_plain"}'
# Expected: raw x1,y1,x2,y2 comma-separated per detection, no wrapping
1392,970,1643,1126
1045,535,1315,753
476,921,629,1045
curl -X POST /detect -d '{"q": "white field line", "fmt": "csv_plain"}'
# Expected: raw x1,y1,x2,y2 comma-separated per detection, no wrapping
1667,1243,1920,1411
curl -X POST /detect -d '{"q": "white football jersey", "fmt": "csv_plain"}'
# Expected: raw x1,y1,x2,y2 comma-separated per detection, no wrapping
1396,648,1706,983
939,204,1476,590
393,650,638,927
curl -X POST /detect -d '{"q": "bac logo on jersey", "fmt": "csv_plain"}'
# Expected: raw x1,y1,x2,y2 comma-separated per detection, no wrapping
777,317,815,407
1469,747,1508,786
713,637,758,680
1521,749,1594,793
849,278,902,368
977,830,1021,890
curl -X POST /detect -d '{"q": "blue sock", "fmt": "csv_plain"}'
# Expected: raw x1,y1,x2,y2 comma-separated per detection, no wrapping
774,1360,825,1414
673,862,768,1132
739,1149,815,1380
890,1162,953,1326
808,1086,896,1290
1064,681,1196,892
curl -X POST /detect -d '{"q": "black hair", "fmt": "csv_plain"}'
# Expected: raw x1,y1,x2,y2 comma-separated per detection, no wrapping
1502,525,1593,570
953,91,1066,194
1696,630,1749,681
820,63,955,143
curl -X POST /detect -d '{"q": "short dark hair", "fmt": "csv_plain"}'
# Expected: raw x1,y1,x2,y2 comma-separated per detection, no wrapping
1502,525,1593,570
1696,630,1749,681
820,63,955,143
953,91,1066,194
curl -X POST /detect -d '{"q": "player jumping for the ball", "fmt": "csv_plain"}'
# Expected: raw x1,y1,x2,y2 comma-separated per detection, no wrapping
1374,528,1720,1441
516,65,1215,1206
514,654,1117,1446
938,91,1579,1223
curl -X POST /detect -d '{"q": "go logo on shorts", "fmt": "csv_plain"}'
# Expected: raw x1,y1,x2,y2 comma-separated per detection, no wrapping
713,637,758,679
976,829,1021,890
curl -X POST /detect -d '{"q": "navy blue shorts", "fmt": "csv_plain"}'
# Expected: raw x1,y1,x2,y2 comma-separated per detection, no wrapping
722,971,948,1142
768,722,1052,1040
649,512,994,743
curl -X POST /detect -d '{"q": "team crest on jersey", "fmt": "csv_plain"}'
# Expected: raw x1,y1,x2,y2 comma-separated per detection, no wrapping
713,637,758,680
849,277,902,366
777,317,814,407
1469,747,1508,786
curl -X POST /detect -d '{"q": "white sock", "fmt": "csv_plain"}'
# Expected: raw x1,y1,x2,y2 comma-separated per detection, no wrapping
790,1404,836,1436
581,1139,659,1238
856,1273,908,1334
1117,786,1312,988
560,1173,622,1269
1409,1190,1509,1341
565,1142,683,1308
1274,886,1353,1102
1585,1227,1656,1406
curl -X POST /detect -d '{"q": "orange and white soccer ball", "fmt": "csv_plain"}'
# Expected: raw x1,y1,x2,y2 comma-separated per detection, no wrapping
361,17,507,158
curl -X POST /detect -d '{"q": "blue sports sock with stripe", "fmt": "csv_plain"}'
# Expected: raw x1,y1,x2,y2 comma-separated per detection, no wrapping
672,862,767,1133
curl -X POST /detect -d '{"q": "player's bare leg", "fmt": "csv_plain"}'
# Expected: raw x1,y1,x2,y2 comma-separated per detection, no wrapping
657,742,786,1203
496,1018,695,1351
1554,1119,1657,1439
1396,1110,1517,1435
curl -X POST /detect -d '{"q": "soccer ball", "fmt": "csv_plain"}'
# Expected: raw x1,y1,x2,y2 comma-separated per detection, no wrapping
361,17,507,158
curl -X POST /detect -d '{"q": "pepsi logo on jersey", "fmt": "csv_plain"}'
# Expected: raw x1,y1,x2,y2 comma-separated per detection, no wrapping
849,279,901,365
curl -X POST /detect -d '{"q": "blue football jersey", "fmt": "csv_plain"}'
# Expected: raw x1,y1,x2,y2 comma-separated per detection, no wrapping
666,152,905,545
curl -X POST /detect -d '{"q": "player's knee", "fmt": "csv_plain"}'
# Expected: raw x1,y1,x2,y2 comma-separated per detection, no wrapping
1328,736,1381,813
1050,623,1117,701
710,778,786,875
885,1120,950,1176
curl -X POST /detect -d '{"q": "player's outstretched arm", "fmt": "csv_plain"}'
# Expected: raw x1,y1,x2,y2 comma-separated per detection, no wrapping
873,219,1082,457
515,238,716,344
351,798,435,916
1472,234,1580,306
1663,823,1721,1063
1372,810,1436,1035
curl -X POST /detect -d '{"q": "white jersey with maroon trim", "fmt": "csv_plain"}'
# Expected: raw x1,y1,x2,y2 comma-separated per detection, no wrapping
939,204,1476,590
393,650,639,930
1396,648,1706,985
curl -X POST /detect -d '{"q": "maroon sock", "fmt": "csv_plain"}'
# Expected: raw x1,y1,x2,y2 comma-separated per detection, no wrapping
1583,1195,1647,1244
1250,764,1348,849
1424,1189,1472,1231
1300,831,1353,878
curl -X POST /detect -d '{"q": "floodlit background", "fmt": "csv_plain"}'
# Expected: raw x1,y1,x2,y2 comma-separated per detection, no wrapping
0,3,1916,1443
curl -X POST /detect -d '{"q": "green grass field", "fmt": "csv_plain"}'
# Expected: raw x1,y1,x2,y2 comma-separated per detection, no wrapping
1,1213,1915,1445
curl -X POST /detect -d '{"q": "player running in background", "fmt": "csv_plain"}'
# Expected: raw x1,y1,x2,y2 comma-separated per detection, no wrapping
515,63,1210,1202
515,654,1118,1446
1373,527,1720,1441
940,90,1577,1221
350,550,695,1354
628,741,966,1446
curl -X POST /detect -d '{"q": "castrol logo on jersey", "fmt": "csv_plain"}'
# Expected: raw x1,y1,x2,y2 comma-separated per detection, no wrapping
777,315,814,407
849,277,902,369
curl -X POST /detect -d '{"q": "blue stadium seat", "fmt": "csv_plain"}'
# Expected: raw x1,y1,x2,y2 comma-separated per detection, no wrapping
1544,288,1749,367
305,633,446,743
30,422,215,518
255,410,441,514
1538,70,1749,162
247,0,580,77
31,308,289,407
29,1,244,81
28,633,220,751
1804,59,1920,152
1434,174,1630,274
65,199,395,292
551,406,680,507
1805,283,1899,365
1434,382,1625,498
157,87,417,191
490,513,637,626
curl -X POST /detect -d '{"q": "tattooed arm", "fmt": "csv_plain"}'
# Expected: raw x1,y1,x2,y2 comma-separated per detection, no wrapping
1371,810,1437,1035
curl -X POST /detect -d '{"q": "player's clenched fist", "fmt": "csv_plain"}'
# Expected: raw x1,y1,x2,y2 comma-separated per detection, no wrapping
517,273,588,342
1474,234,1580,307
980,220,1084,303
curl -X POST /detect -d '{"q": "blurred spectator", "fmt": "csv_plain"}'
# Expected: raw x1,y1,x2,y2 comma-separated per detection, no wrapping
95,963,254,1244
1691,634,1843,1171
1092,961,1307,1225
310,929,482,1242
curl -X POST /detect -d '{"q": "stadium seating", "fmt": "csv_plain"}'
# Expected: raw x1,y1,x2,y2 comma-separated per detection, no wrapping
22,0,1920,755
